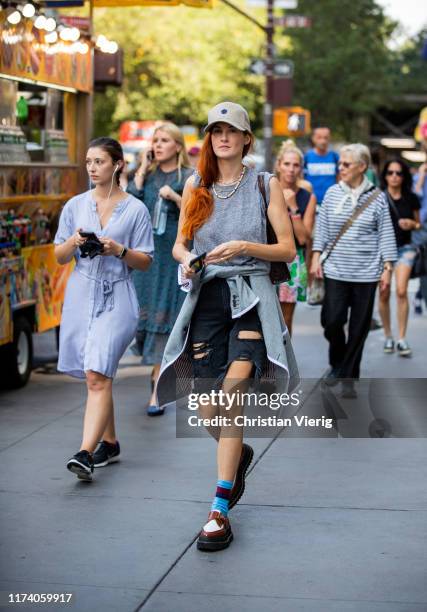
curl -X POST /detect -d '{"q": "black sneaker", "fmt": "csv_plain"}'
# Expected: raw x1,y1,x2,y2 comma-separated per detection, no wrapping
322,367,341,387
341,380,357,399
93,440,120,468
414,292,423,315
66,450,94,481
396,339,412,357
383,337,395,354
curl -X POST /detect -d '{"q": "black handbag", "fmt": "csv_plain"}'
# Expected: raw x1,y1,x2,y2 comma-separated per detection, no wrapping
386,192,427,279
411,244,427,279
257,174,291,284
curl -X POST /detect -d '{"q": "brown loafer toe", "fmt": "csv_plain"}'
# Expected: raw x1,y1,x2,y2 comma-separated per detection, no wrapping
197,511,233,552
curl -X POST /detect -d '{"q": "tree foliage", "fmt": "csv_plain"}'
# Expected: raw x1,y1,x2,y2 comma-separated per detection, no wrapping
283,0,397,139
93,3,270,137
389,28,427,98
92,1,425,141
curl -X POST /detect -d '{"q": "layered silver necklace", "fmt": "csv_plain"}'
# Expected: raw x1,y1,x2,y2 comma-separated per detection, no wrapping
212,166,246,200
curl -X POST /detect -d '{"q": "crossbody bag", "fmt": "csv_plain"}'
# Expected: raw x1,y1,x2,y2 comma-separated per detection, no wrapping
257,174,291,284
308,187,381,304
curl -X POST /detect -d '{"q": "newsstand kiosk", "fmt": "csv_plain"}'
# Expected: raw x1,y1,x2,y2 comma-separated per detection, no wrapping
0,8,93,387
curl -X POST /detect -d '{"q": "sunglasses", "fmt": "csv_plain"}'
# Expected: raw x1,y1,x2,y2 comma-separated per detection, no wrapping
386,170,403,177
338,161,354,168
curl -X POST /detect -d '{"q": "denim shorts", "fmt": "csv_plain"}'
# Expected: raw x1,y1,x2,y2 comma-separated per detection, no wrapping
189,277,267,392
396,245,417,268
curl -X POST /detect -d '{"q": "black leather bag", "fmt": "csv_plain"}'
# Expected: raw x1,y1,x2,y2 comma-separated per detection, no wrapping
386,193,427,280
411,244,427,279
257,174,291,285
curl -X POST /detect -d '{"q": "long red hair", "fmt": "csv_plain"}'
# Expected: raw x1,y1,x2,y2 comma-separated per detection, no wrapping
182,131,253,239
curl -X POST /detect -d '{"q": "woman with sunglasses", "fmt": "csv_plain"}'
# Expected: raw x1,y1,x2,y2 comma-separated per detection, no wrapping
378,159,421,357
311,144,397,398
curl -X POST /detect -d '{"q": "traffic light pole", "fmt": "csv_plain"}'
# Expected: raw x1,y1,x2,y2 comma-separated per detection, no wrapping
220,0,275,170
264,0,274,171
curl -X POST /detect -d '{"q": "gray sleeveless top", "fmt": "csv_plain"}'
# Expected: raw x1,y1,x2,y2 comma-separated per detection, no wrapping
193,166,273,272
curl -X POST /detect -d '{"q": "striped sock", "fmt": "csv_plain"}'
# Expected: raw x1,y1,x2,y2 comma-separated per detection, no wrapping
211,479,233,516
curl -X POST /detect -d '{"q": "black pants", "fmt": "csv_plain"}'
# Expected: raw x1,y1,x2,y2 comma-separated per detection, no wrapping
321,277,377,379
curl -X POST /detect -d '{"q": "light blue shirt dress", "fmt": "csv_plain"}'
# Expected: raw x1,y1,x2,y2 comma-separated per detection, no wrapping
54,191,154,379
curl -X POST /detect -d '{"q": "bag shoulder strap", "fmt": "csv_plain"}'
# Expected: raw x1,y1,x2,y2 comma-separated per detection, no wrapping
323,187,381,263
257,173,268,211
385,191,401,220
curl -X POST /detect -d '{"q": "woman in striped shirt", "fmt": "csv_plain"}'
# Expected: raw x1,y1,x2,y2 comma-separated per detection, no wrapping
310,144,397,398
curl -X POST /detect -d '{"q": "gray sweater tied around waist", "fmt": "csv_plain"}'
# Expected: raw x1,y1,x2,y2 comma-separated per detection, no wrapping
156,262,300,409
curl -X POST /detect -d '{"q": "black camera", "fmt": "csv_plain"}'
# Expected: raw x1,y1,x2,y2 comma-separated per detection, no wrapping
79,232,104,259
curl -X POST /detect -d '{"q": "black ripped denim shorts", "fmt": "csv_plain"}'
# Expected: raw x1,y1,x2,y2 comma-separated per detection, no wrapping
189,277,267,392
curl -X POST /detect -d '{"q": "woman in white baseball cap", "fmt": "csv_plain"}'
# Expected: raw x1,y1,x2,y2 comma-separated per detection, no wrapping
157,101,298,551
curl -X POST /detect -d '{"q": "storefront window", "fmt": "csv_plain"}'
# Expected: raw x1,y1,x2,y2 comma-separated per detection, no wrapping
0,79,17,127
0,78,29,163
0,79,70,164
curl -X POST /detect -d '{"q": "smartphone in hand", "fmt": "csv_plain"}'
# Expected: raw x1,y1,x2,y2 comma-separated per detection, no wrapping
189,252,207,273
79,231,101,243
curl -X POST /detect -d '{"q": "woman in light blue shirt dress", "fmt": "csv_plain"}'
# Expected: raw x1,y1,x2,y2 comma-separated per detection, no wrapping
54,138,154,482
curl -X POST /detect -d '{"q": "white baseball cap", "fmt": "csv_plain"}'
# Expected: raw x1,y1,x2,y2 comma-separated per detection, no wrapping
204,101,252,133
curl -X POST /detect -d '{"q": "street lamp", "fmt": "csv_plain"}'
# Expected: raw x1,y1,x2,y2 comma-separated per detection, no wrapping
34,15,47,29
7,9,22,25
45,17,57,33
22,3,36,18
68,27,81,42
45,31,58,44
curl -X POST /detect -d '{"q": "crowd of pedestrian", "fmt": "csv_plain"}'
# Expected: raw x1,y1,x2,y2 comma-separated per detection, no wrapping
53,103,427,550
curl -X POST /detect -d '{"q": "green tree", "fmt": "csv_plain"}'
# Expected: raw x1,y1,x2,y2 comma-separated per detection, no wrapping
93,3,272,137
390,28,427,97
283,0,397,139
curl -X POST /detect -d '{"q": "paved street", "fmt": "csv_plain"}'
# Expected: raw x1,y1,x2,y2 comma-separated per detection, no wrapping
0,291,427,612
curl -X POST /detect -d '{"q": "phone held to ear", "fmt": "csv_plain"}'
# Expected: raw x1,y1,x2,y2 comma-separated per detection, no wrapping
146,149,154,163
189,252,207,273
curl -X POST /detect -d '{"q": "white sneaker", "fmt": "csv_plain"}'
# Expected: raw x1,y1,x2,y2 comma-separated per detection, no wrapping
383,337,394,354
396,339,412,357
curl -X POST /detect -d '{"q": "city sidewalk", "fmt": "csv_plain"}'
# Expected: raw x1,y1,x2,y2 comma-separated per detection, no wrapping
0,294,426,611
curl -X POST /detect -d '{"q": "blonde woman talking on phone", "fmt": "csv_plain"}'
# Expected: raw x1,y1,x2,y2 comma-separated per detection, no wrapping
127,123,193,416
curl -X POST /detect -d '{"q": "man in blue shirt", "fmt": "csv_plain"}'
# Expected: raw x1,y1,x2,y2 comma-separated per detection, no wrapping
304,127,339,205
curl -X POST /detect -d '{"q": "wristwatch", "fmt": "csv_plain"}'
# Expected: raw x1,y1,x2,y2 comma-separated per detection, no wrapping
383,263,393,273
116,246,128,260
